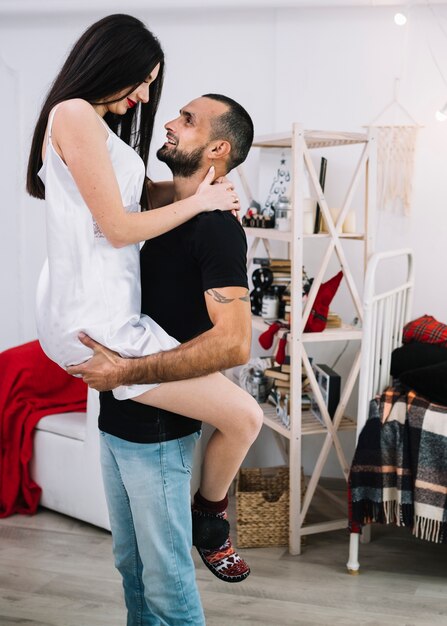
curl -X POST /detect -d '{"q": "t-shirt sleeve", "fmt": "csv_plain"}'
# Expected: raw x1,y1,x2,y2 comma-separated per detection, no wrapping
192,211,249,292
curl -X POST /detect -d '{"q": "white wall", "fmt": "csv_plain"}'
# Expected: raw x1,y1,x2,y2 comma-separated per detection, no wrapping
1,2,446,475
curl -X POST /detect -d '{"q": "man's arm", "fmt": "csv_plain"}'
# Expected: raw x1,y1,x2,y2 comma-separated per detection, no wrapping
67,285,252,390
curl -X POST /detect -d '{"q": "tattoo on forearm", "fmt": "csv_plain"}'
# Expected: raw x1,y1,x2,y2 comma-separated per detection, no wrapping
206,289,249,304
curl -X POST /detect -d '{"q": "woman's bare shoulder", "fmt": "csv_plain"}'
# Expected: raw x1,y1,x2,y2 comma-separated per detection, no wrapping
46,99,106,160
51,99,106,145
52,99,99,125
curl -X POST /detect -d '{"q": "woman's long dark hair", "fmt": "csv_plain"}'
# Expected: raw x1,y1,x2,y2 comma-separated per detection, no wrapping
27,14,164,203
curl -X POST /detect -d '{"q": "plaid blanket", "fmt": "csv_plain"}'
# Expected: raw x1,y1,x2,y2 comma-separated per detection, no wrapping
349,385,447,543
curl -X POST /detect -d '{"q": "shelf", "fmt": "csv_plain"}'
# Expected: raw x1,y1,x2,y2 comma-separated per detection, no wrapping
252,315,283,331
244,227,365,241
240,121,374,555
305,233,365,240
261,402,291,438
252,130,368,150
260,403,356,437
303,326,362,342
305,414,357,435
252,316,362,341
244,227,292,242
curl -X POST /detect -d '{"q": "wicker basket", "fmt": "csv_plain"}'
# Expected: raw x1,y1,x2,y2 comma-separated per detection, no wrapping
236,466,291,548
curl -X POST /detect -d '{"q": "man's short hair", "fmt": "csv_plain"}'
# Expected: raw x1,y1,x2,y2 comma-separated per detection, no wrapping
202,93,254,172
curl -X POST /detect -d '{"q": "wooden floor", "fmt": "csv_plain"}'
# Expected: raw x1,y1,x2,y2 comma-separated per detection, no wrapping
0,500,446,626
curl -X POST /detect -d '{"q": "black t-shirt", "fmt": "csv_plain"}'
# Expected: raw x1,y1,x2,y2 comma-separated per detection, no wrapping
98,210,248,443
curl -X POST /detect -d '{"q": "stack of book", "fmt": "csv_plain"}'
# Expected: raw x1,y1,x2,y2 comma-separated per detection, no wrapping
264,360,312,410
326,312,342,328
253,258,291,321
283,295,291,323
253,257,291,286
264,363,290,394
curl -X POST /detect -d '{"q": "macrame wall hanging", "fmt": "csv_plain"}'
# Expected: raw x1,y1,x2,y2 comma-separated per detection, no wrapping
366,81,421,216
375,124,419,216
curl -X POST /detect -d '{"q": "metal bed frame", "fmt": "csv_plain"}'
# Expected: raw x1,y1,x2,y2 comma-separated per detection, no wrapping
347,248,414,574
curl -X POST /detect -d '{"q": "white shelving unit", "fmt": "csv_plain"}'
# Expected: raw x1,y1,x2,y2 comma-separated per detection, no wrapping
242,124,376,555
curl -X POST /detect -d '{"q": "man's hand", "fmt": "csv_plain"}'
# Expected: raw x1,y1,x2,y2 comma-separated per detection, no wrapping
66,333,127,391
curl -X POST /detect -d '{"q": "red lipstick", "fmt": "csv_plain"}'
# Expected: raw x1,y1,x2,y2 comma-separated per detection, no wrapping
127,98,136,108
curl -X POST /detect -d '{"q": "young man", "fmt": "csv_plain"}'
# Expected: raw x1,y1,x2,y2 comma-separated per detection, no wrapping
69,94,260,625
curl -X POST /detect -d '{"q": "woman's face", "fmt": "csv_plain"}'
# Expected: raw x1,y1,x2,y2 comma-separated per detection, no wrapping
96,62,161,116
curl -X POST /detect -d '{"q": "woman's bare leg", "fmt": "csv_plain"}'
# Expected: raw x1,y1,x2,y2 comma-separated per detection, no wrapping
134,373,261,583
133,372,263,501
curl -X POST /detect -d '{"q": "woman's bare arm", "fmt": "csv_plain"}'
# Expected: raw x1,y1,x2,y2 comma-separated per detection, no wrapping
51,100,238,247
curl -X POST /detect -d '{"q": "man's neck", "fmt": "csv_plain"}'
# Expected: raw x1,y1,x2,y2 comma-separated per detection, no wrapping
173,165,224,201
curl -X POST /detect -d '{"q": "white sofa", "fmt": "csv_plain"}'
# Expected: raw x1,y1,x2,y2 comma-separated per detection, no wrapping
31,388,111,530
30,388,203,530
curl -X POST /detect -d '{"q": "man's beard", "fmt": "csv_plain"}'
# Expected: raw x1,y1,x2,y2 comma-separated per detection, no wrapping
157,144,206,177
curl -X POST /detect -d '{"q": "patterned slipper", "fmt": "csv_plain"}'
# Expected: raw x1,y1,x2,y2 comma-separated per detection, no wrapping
197,536,250,583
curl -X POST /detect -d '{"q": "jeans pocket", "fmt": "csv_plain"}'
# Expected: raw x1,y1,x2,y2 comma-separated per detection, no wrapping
177,431,200,475
193,429,202,442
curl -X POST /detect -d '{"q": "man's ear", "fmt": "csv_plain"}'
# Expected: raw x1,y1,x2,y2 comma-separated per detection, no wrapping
207,139,231,161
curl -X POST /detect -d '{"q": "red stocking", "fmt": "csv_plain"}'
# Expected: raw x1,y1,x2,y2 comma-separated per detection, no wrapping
275,332,288,365
305,271,343,333
259,322,281,350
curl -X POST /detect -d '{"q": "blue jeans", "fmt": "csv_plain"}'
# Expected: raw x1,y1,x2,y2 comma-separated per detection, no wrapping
100,430,205,626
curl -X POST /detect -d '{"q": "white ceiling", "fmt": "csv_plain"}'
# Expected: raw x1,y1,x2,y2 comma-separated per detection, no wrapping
1,0,447,15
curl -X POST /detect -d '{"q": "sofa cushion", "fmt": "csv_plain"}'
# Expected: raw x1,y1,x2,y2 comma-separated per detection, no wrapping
35,412,87,442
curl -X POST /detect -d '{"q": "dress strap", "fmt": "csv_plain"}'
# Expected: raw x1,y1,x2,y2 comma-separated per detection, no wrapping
47,104,62,140
96,113,111,132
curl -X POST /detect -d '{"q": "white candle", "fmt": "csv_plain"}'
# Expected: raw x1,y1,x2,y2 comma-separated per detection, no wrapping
276,217,291,232
303,198,315,213
322,208,342,233
302,198,315,234
303,212,314,234
343,211,356,234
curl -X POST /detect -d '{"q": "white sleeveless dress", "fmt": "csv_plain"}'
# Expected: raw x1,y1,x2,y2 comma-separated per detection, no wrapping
36,104,179,400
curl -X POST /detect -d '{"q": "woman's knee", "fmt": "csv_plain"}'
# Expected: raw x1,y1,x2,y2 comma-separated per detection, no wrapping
239,398,264,443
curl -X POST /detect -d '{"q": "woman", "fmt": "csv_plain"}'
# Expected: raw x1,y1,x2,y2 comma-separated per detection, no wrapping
27,13,261,592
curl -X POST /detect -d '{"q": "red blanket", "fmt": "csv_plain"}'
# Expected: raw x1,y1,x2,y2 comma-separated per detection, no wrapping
0,340,87,517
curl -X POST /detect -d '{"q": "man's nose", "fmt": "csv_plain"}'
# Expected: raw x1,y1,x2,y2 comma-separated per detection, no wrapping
165,119,176,132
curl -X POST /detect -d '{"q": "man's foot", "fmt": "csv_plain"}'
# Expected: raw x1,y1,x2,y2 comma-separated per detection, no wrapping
197,536,250,583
